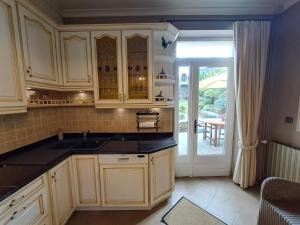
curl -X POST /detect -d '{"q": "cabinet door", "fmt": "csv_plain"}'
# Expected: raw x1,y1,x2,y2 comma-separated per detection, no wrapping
91,31,123,104
100,164,148,207
72,155,100,206
0,0,26,115
0,187,49,225
18,5,58,86
122,30,153,104
149,148,175,206
49,158,75,225
60,32,93,88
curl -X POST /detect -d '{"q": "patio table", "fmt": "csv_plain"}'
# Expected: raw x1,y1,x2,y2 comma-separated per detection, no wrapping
200,118,225,147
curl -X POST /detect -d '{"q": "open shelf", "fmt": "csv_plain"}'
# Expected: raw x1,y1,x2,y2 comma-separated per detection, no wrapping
153,55,175,63
154,79,175,86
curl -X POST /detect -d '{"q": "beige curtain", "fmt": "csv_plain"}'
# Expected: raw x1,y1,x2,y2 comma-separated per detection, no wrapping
232,21,271,188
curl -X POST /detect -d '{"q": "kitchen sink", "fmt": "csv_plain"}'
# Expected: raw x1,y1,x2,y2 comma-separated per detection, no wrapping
49,141,78,149
72,140,106,149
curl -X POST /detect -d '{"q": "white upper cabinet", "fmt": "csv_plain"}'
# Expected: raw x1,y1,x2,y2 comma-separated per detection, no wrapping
18,5,59,87
91,31,123,104
0,0,27,115
122,30,153,104
60,32,93,89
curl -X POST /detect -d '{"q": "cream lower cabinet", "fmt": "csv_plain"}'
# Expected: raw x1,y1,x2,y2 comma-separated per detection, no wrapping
0,0,27,115
99,155,149,207
72,155,100,206
48,158,75,225
149,148,175,206
0,174,50,225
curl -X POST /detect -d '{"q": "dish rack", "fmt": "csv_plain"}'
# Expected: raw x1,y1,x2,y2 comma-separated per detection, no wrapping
136,111,160,132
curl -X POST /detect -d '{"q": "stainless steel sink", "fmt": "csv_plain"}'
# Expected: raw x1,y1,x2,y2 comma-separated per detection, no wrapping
72,140,106,149
49,141,78,149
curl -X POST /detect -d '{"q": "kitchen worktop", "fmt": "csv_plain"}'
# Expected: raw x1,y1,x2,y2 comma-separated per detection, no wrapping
0,133,176,202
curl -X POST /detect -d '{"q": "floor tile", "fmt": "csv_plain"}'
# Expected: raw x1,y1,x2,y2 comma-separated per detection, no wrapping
66,177,260,225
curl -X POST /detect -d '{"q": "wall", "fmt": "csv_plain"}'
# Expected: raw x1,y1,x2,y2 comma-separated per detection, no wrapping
267,2,300,148
57,107,173,133
0,108,60,155
0,107,173,155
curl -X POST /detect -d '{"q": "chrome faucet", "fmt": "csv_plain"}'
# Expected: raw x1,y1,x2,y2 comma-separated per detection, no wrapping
83,130,90,140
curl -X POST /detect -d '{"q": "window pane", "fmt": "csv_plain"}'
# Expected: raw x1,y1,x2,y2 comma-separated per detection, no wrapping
176,41,233,58
197,67,228,155
178,66,190,156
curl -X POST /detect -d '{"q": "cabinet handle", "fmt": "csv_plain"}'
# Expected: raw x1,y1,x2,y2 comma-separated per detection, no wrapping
119,93,122,101
124,93,127,101
118,157,130,161
88,75,91,82
10,210,18,221
9,195,24,207
25,66,32,77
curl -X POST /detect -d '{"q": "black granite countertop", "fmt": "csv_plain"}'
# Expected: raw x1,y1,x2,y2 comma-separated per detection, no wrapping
0,133,176,202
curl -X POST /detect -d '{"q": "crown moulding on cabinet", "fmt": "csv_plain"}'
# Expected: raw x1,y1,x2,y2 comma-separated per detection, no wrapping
30,0,300,20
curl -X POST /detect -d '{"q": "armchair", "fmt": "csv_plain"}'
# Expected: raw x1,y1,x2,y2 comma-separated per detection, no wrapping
257,177,300,225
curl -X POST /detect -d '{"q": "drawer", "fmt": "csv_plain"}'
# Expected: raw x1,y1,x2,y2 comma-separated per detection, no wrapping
99,154,148,165
38,215,51,225
0,174,47,216
0,186,49,225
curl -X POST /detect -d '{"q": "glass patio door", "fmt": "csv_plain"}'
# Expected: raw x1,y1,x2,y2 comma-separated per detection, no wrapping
175,58,234,177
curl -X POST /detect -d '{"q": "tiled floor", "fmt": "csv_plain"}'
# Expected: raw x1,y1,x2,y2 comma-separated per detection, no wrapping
66,177,260,225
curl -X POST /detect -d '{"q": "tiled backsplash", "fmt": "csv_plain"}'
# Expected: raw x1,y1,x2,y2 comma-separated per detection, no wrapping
0,107,173,154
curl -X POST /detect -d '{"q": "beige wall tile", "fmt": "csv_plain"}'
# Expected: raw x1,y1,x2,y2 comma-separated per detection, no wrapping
0,107,173,154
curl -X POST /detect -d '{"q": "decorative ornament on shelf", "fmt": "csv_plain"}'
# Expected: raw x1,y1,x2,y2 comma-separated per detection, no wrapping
161,36,172,54
158,67,167,79
155,90,163,101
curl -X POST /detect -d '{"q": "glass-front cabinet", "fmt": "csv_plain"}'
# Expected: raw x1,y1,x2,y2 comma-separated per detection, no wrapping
92,30,152,106
122,30,152,104
91,31,123,104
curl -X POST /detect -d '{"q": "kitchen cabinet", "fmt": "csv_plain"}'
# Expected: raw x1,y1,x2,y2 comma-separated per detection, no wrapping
92,30,153,107
99,154,149,207
18,5,59,88
72,155,100,206
0,174,49,225
122,30,153,104
91,31,123,104
0,0,26,115
60,32,93,89
149,148,175,206
48,158,75,225
0,187,49,225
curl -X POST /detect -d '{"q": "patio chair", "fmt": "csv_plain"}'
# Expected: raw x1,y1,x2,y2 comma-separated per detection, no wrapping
218,128,225,146
204,124,214,145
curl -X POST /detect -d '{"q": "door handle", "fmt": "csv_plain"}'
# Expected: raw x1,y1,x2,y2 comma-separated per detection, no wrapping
194,119,197,134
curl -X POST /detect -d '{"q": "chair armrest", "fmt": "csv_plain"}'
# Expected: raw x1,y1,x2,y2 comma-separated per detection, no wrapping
261,177,300,201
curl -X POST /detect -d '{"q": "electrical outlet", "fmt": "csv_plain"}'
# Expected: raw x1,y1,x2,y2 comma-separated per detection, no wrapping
285,116,294,124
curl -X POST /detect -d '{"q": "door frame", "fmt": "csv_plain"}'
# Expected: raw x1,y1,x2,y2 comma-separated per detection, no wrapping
174,57,235,177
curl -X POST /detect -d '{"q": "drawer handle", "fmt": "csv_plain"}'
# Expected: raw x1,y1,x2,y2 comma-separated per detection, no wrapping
118,158,130,161
10,210,18,221
9,195,24,207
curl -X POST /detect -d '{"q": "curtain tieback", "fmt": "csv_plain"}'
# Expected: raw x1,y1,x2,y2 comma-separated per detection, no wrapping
238,140,259,151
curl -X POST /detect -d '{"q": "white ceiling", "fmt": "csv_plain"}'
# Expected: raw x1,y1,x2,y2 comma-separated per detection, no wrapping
45,0,299,18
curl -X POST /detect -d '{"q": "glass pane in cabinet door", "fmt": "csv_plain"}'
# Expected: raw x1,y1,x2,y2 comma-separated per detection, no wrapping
126,36,148,100
96,36,119,100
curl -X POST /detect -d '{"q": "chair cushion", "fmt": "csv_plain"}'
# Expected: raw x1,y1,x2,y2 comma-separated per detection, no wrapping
268,200,300,225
